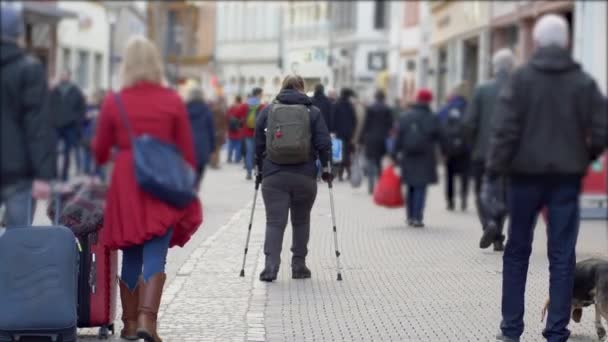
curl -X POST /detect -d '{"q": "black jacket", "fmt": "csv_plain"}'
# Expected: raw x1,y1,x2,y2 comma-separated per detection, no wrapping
48,80,86,129
464,71,509,162
1,42,56,190
487,46,608,176
332,98,357,142
255,89,331,178
311,90,333,132
361,101,394,160
186,100,216,168
393,104,440,186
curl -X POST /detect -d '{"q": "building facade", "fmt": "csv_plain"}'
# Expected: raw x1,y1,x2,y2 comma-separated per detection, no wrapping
56,1,110,97
104,1,146,90
428,0,491,107
215,1,283,102
283,1,332,93
574,0,607,95
329,0,391,102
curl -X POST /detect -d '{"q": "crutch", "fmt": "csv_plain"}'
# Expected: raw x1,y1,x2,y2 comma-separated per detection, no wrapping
239,175,261,277
327,165,343,281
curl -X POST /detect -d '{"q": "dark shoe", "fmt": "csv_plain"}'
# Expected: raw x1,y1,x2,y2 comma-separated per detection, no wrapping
292,260,311,279
496,333,520,342
246,174,253,181
259,265,279,282
412,220,425,228
447,203,454,211
119,279,140,340
461,202,467,212
480,226,499,249
493,235,505,252
406,219,414,227
136,273,166,342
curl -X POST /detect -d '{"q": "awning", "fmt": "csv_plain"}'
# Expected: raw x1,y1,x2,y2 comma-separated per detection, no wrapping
22,1,76,23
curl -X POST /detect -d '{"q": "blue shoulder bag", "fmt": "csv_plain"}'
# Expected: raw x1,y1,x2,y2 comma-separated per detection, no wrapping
114,94,196,208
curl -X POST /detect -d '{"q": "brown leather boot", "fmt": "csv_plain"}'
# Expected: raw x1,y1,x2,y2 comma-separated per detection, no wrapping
136,273,166,342
119,279,140,340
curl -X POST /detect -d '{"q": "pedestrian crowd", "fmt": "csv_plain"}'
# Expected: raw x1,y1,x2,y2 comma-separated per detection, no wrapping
1,4,607,342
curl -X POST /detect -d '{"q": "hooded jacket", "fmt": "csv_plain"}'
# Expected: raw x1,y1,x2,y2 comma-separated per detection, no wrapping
311,89,333,132
186,100,216,168
1,42,55,191
487,46,608,176
255,89,331,178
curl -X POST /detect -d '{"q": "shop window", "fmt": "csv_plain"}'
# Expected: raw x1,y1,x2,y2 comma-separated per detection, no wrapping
374,0,388,30
93,53,103,90
76,50,90,90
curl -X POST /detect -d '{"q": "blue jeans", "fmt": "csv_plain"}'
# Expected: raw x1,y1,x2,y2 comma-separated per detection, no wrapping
500,175,581,342
0,185,34,227
228,138,243,163
406,185,427,221
121,228,173,290
57,123,81,181
245,137,255,177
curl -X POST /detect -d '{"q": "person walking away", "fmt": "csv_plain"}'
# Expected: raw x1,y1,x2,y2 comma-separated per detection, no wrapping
464,48,516,252
48,69,86,181
226,95,247,164
438,86,471,211
360,90,394,194
1,4,54,226
186,86,216,188
243,87,265,180
209,95,227,170
255,75,332,282
92,36,202,342
392,89,439,228
311,84,333,132
82,89,106,180
332,88,357,181
485,15,607,342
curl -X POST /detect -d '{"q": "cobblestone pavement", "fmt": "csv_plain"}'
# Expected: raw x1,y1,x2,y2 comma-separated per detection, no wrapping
29,164,607,341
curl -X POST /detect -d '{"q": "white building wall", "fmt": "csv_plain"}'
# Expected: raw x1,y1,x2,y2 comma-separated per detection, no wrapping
56,1,110,97
574,0,607,95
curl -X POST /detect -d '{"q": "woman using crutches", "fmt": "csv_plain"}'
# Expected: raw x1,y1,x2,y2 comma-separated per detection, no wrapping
253,75,333,282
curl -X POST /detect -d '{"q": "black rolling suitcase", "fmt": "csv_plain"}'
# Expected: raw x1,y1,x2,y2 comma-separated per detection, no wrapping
0,197,80,342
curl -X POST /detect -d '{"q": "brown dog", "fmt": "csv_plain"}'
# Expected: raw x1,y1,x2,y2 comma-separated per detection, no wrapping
541,258,608,340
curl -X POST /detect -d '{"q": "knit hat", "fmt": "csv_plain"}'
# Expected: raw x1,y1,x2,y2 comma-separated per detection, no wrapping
416,89,433,104
1,3,23,43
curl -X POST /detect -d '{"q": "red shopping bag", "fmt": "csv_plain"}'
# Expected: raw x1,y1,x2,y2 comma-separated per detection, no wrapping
373,166,405,208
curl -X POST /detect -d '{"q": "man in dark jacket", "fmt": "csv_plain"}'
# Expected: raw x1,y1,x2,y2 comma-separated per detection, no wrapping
186,87,216,188
464,48,515,252
1,4,54,226
392,89,440,228
48,69,86,181
332,88,357,181
486,15,608,342
361,89,394,194
438,90,471,212
311,84,333,132
255,76,332,282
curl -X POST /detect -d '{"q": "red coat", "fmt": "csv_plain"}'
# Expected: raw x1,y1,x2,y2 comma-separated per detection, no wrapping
93,82,203,250
226,103,247,140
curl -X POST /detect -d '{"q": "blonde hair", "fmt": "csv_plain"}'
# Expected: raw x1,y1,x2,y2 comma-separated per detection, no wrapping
119,36,165,89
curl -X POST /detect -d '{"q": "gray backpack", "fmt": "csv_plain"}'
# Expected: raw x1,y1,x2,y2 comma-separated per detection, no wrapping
266,103,312,164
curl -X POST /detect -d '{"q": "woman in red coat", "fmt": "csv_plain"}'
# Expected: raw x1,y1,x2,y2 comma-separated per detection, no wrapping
93,37,202,342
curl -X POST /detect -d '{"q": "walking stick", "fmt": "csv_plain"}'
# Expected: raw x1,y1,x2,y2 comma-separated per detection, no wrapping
327,172,343,281
239,176,261,277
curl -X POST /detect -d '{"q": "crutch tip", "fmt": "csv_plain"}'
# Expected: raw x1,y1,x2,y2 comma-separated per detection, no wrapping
337,273,343,281
239,270,245,277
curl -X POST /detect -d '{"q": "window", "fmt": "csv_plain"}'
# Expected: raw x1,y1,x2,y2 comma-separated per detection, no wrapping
93,53,102,90
374,0,387,29
62,48,71,73
76,50,90,90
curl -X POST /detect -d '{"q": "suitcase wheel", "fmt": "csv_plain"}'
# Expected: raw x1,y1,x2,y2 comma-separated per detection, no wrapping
97,324,114,340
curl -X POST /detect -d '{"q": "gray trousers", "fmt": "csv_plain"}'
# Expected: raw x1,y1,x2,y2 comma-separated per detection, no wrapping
262,172,317,266
1,183,34,227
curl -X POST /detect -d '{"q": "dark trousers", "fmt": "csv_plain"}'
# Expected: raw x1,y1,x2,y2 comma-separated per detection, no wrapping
262,172,318,266
445,157,470,208
500,175,581,342
406,185,427,221
472,160,507,238
57,122,81,181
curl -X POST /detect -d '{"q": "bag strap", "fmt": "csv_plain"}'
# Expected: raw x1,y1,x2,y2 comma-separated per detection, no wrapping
113,93,136,142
